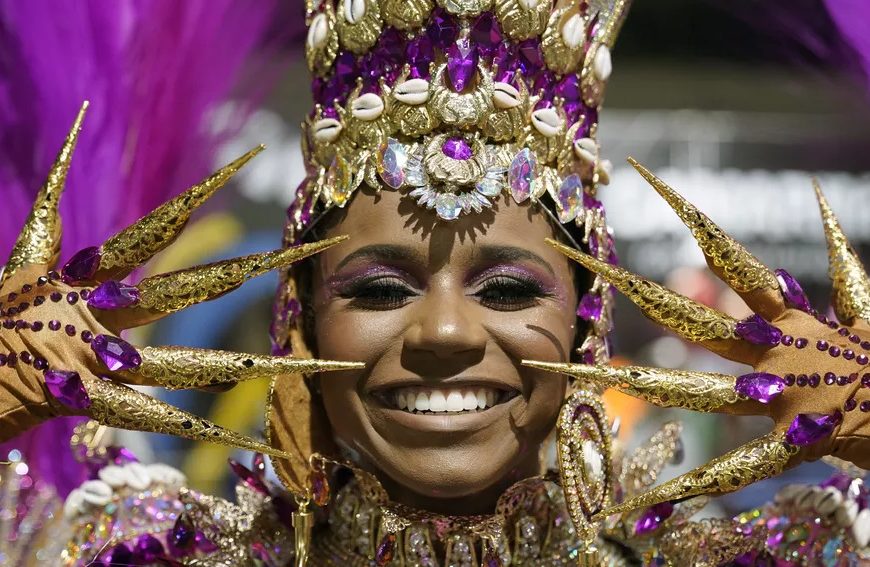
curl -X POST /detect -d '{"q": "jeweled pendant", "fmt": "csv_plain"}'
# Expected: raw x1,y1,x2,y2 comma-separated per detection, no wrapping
328,156,353,207
435,193,461,220
44,370,92,411
557,174,583,223
446,38,478,92
508,148,537,203
377,138,408,189
734,372,786,403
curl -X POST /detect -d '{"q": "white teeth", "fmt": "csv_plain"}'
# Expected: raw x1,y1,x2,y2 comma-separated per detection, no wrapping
415,392,430,412
476,388,487,409
394,387,505,413
446,391,464,412
429,390,447,412
463,391,478,411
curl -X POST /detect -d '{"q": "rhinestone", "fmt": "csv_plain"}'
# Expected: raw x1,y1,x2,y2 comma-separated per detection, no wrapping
376,138,408,189
507,148,537,203
434,193,462,221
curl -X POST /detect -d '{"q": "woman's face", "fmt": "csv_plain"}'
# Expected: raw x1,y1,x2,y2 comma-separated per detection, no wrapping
310,187,580,508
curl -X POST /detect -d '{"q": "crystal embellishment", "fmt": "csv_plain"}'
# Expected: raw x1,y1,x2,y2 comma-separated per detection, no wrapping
634,502,675,535
88,281,141,310
442,137,473,160
557,174,582,222
44,370,92,410
446,38,478,92
61,246,102,283
91,334,143,371
377,138,408,189
735,314,782,346
508,148,537,203
785,411,842,446
775,269,813,312
435,193,462,221
734,372,786,403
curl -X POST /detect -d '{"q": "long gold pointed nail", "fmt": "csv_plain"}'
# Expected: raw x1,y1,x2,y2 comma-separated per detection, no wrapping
522,360,739,412
86,377,290,458
98,145,265,277
627,157,778,294
813,179,870,323
546,238,738,343
622,421,683,497
3,102,88,284
136,236,347,313
133,346,364,389
592,431,797,520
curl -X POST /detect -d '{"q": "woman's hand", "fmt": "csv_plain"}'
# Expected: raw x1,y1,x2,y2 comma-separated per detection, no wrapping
523,158,870,519
0,102,362,461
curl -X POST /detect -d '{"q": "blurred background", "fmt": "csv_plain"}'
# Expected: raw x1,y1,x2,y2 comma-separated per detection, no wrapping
2,0,869,515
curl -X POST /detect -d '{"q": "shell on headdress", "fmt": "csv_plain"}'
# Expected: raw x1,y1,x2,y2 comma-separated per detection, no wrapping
335,0,383,54
494,0,550,40
381,0,434,29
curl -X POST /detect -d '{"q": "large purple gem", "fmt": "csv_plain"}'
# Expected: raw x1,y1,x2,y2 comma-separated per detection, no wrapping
168,513,196,557
734,372,786,404
133,534,165,563
61,246,102,283
555,74,582,101
735,314,782,346
470,12,502,56
634,502,674,535
44,370,92,411
406,34,434,79
493,42,517,83
91,334,142,371
446,38,478,92
87,280,141,310
442,137,473,160
576,293,602,321
785,411,842,446
334,52,358,87
517,38,544,74
228,458,270,495
426,8,458,49
775,269,813,312
374,27,406,67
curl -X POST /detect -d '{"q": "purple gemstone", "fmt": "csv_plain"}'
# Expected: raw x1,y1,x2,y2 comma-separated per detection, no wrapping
446,38,478,92
846,398,857,411
775,269,812,312
839,327,850,336
426,8,458,49
634,502,674,535
91,334,142,371
577,293,602,321
785,411,842,446
442,137,473,160
533,70,556,94
228,458,269,495
61,246,102,283
106,445,139,465
406,34,434,79
335,52,358,86
101,543,133,566
735,314,783,346
493,42,517,83
168,513,196,557
196,531,219,553
375,27,406,66
375,533,397,565
88,280,141,309
470,12,502,56
44,370,92,411
735,373,786,403
582,191,603,212
555,74,582,101
516,38,543,74
252,452,266,473
133,534,165,562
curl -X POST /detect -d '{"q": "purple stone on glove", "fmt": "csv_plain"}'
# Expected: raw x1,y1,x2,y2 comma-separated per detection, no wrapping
91,334,142,371
61,246,102,283
734,373,786,403
775,269,813,312
44,370,92,411
634,501,675,535
87,280,141,309
785,411,842,446
735,314,782,346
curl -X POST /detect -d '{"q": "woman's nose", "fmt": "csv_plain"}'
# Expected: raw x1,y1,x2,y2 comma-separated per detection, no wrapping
403,290,488,360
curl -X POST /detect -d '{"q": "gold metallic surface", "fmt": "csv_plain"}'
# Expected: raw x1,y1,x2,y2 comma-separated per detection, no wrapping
334,0,382,54
657,518,768,567
541,8,584,75
620,421,683,498
814,179,870,323
306,3,339,76
547,239,739,342
493,0,549,40
137,236,346,313
380,0,433,29
628,158,779,294
134,346,363,389
593,0,633,49
99,146,264,275
3,102,88,284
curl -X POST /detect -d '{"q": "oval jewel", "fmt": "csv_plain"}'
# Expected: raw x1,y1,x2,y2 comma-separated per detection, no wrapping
376,138,408,189
557,174,582,223
435,193,462,221
507,148,537,203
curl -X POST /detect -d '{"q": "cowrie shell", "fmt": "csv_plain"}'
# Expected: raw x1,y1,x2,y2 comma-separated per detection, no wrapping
836,500,858,527
573,137,597,163
774,484,803,505
313,118,342,142
519,0,538,8
531,107,563,137
561,14,585,49
146,463,187,487
124,462,152,491
593,45,612,81
79,479,113,506
343,0,366,24
63,489,86,519
853,508,870,548
493,82,521,109
351,93,384,121
813,486,843,515
98,465,127,488
307,14,329,49
395,79,429,105
795,486,818,510
598,159,612,184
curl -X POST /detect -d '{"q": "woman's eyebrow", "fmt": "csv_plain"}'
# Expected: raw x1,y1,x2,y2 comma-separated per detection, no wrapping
476,245,556,277
334,244,426,271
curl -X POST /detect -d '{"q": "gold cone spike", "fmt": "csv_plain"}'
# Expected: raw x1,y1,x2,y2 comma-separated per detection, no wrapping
2,102,89,284
136,236,347,313
545,238,738,342
594,431,797,520
813,179,870,323
620,421,683,497
98,145,265,276
85,377,289,458
521,360,740,412
627,158,778,294
134,346,364,389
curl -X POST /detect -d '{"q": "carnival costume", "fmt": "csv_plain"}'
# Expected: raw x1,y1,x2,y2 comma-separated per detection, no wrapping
1,0,870,565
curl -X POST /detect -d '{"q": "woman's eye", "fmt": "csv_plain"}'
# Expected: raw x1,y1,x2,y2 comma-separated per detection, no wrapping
475,276,547,310
341,278,417,309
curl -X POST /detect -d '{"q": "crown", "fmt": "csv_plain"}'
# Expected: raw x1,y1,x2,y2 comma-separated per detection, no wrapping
289,0,631,233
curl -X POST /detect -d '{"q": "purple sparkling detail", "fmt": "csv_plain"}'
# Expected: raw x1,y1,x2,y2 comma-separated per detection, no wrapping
809,373,820,387
796,374,808,387
15,320,27,330
168,513,196,557
196,531,219,553
838,327,850,337
734,315,782,346
446,38,478,92
7,292,16,301
784,373,795,386
80,289,90,300
735,373,786,403
44,370,92,410
50,292,62,302
81,330,93,343
470,12,502,56
862,401,870,412
102,544,133,566
375,533,397,565
634,502,675,535
66,292,78,305
859,354,869,365
555,74,582,101
785,411,842,446
781,335,794,346
516,38,543,74
533,70,556,95
795,338,808,349
61,246,102,283
825,372,837,385
829,345,841,357
133,534,165,562
426,8,458,50
65,324,76,336
88,281,141,310
374,28,406,68
838,375,850,386
844,349,855,360
828,321,839,329
577,293,602,321
508,148,537,203
406,34,434,79
91,334,142,371
48,320,60,331
228,459,269,495
34,357,47,371
21,284,32,293
774,269,813,312
33,296,44,306
862,341,870,350
493,42,517,83
849,333,861,343
19,351,31,364
442,137,473,160
845,398,857,411
817,340,829,351
37,276,48,286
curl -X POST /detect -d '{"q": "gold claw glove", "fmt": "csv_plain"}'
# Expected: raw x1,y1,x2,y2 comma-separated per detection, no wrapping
526,161,870,522
0,106,362,463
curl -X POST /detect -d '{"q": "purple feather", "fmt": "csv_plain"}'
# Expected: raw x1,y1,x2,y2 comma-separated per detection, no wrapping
0,0,294,496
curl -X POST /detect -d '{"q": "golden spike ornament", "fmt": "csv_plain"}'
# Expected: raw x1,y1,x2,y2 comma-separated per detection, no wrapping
132,346,364,390
2,101,89,285
620,422,683,498
628,158,779,295
98,145,265,277
136,236,347,313
521,361,743,413
546,238,738,343
813,179,870,324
